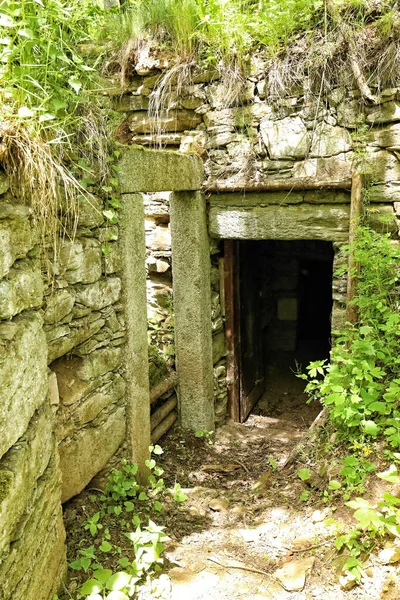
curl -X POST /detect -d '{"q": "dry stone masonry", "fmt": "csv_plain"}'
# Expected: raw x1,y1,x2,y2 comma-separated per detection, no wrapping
1,47,400,600
112,52,400,425
0,174,66,600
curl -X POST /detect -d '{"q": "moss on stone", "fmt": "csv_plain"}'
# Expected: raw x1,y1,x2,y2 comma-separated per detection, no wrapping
0,470,14,503
148,346,168,388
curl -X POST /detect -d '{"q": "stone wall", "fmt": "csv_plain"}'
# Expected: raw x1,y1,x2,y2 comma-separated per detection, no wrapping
113,55,400,426
0,174,66,600
40,196,126,502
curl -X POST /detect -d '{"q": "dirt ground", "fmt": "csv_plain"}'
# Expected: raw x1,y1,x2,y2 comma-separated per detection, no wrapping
62,368,400,600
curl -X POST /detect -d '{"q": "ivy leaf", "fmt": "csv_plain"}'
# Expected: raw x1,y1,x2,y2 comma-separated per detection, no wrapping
0,14,15,27
368,401,387,415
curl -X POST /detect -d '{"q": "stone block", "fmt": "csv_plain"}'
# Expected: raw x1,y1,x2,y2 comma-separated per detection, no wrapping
205,81,254,110
292,152,353,181
57,238,102,284
119,146,204,193
103,243,122,274
74,276,121,309
77,194,104,228
0,214,34,279
260,116,310,159
0,312,48,459
367,102,400,124
147,224,171,251
59,403,125,502
43,289,75,324
0,404,54,556
47,315,105,362
52,348,123,406
170,191,215,430
0,453,66,600
209,204,351,241
337,99,364,128
128,109,202,134
368,183,400,202
367,150,400,183
113,95,150,112
310,123,352,157
0,258,43,319
304,190,351,203
367,123,400,148
70,374,125,428
213,331,226,365
209,191,303,207
203,106,256,129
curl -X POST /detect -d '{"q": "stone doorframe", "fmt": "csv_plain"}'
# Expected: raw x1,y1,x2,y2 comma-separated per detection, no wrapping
208,191,354,424
119,147,214,478
119,147,365,476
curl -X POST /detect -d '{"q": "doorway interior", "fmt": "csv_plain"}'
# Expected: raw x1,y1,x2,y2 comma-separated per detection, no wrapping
224,239,334,423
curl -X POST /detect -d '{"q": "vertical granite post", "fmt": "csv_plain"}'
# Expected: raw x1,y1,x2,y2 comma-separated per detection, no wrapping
170,191,215,431
120,193,150,481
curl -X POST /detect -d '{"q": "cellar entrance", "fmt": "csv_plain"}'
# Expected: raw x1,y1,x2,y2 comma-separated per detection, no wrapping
225,239,334,423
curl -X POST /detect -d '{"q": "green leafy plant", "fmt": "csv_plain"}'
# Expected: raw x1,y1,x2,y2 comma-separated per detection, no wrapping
301,227,400,452
195,429,214,445
68,447,185,600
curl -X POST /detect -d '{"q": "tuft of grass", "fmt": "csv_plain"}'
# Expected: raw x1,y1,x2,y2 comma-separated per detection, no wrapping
0,0,112,268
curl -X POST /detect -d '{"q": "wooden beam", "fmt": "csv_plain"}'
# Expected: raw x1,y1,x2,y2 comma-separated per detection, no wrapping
346,171,364,324
204,178,352,194
151,411,177,443
151,395,177,431
224,240,240,422
150,372,178,405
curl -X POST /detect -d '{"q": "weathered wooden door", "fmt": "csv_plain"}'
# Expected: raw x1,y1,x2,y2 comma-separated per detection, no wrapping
225,240,265,422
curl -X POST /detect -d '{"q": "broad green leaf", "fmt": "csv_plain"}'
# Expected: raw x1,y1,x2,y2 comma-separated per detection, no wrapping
100,541,112,553
377,465,400,484
94,569,113,585
297,468,311,481
353,507,382,529
0,14,15,27
363,420,379,437
328,480,341,490
106,572,132,591
106,592,129,600
79,579,103,595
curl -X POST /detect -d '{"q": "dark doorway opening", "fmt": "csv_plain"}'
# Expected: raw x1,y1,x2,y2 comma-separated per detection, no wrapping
224,239,334,423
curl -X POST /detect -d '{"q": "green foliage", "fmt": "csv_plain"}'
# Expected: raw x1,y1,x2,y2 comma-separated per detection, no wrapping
301,227,400,448
118,0,325,65
331,466,400,581
0,0,101,125
300,225,400,579
68,447,184,600
194,429,214,444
